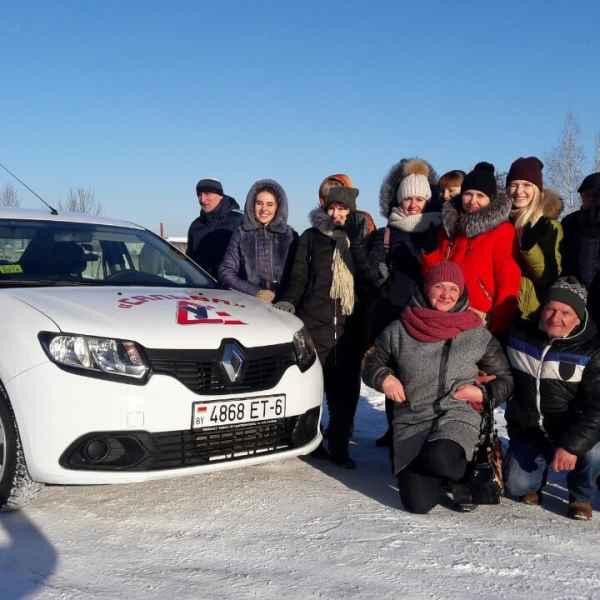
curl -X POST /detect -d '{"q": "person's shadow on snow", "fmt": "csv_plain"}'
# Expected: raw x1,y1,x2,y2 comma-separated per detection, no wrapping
302,393,402,510
0,511,58,599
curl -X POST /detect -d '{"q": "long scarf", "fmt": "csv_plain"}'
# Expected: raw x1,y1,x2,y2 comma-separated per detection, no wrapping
309,208,355,316
327,229,355,316
401,303,481,343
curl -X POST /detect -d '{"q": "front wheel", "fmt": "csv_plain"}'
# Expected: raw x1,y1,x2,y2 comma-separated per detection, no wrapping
0,384,44,511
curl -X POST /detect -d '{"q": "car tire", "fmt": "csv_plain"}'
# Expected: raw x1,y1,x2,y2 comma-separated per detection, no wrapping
0,383,44,511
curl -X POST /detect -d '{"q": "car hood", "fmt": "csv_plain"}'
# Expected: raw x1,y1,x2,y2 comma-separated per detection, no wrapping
9,286,302,349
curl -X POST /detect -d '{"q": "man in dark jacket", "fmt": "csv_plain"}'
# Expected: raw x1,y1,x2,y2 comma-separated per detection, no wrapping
505,277,600,520
186,178,243,278
562,179,600,324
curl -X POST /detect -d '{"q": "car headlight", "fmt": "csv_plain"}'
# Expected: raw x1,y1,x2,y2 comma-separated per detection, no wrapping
39,332,149,382
292,327,316,373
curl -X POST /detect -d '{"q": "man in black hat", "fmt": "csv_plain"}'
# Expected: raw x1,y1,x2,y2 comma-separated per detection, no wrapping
504,277,600,520
562,173,600,322
186,178,243,278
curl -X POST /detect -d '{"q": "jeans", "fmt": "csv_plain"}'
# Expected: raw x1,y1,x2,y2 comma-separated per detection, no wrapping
505,436,600,502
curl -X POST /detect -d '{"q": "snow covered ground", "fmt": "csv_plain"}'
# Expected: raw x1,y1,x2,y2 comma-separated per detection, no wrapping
3,386,600,600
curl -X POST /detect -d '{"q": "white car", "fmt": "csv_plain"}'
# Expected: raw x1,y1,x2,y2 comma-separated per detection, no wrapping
0,209,323,510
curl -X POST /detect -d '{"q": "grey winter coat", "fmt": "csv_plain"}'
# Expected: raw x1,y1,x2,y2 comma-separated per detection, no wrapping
218,179,297,298
362,294,513,473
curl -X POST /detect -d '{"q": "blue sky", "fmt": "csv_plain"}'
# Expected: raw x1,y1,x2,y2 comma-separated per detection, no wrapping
1,1,599,234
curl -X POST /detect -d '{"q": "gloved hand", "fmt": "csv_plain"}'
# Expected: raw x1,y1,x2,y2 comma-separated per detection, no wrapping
520,218,554,251
274,301,295,314
256,289,276,303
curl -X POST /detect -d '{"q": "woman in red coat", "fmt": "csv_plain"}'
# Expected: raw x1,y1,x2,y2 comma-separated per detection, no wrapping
422,162,521,335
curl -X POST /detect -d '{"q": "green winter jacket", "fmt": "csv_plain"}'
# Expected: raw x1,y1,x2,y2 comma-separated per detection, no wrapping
516,216,563,319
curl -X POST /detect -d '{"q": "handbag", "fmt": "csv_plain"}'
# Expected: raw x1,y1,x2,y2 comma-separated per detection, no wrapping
468,396,504,505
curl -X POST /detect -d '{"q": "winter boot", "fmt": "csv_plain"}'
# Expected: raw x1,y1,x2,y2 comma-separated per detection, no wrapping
448,482,477,513
568,498,592,521
519,491,542,506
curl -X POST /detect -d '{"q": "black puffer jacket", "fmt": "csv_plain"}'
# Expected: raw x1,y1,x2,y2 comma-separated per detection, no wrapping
186,195,243,278
561,209,600,324
505,314,600,456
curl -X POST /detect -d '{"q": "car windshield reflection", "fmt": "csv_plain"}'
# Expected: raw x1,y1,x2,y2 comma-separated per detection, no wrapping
0,219,216,289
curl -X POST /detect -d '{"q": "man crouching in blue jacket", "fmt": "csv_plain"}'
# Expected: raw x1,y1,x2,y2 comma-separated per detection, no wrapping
505,277,600,520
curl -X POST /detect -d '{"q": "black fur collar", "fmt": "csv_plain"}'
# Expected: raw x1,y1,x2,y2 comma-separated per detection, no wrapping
442,193,512,239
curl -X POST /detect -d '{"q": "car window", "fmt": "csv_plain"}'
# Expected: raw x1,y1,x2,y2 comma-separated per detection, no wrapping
0,219,216,289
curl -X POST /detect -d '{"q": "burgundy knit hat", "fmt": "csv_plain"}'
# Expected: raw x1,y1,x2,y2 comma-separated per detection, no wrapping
506,157,544,191
424,261,465,294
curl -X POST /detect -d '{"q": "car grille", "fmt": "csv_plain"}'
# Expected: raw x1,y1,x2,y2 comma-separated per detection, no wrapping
60,407,321,471
145,341,296,395
149,417,298,469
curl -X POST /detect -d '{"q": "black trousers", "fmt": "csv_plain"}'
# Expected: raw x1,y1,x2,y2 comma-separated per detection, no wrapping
319,343,361,458
397,440,467,514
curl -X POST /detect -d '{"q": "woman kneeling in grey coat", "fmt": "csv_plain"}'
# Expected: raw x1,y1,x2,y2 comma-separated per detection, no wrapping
362,261,513,514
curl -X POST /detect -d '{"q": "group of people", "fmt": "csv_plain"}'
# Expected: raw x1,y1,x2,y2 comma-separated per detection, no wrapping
185,161,600,521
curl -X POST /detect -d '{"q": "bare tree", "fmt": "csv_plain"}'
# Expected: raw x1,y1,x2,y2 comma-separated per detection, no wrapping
0,183,20,208
495,170,508,195
544,112,586,213
59,187,102,215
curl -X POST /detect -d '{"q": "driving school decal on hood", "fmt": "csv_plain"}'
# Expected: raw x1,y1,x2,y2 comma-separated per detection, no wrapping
116,292,247,325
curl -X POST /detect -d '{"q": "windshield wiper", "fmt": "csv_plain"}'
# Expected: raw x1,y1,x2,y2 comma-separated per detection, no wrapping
0,279,101,287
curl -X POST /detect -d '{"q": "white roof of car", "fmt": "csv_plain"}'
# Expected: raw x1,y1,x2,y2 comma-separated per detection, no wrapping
0,208,145,230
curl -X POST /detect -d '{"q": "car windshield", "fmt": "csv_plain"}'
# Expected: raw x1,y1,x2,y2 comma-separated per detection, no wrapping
0,219,217,289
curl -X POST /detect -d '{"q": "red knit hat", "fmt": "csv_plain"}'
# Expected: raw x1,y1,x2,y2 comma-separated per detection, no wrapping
424,261,465,294
506,157,544,190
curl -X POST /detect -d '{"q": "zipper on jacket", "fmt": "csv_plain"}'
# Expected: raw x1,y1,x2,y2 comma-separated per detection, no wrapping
435,339,452,412
536,342,553,432
478,278,493,303
445,241,455,260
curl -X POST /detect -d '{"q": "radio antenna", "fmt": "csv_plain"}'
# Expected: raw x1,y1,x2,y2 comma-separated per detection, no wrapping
0,161,59,215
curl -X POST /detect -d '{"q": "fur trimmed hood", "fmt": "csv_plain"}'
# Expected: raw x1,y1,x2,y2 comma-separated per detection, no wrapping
243,178,289,233
442,191,512,239
379,158,438,218
309,207,339,235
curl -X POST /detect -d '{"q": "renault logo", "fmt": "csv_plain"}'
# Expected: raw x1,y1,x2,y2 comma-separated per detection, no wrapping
221,342,244,383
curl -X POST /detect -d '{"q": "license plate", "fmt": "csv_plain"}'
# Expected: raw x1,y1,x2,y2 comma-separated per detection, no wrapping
192,395,286,428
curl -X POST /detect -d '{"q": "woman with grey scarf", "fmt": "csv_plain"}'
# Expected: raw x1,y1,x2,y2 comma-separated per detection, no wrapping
276,187,361,468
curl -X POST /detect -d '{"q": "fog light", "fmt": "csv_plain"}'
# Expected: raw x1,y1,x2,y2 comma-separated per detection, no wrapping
83,439,109,462
293,407,321,447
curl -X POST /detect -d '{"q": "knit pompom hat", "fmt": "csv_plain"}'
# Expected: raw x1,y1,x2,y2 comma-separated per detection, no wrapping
424,261,465,294
398,174,432,202
461,162,497,200
396,159,432,204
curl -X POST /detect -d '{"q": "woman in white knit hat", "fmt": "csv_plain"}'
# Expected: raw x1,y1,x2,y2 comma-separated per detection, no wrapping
368,158,442,448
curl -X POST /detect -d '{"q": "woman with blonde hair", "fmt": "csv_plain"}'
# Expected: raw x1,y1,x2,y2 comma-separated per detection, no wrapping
507,157,563,319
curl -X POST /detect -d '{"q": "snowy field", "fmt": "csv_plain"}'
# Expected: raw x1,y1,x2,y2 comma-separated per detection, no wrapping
3,386,600,600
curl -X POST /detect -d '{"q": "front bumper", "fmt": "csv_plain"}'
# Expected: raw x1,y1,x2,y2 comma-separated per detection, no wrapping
7,358,323,484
